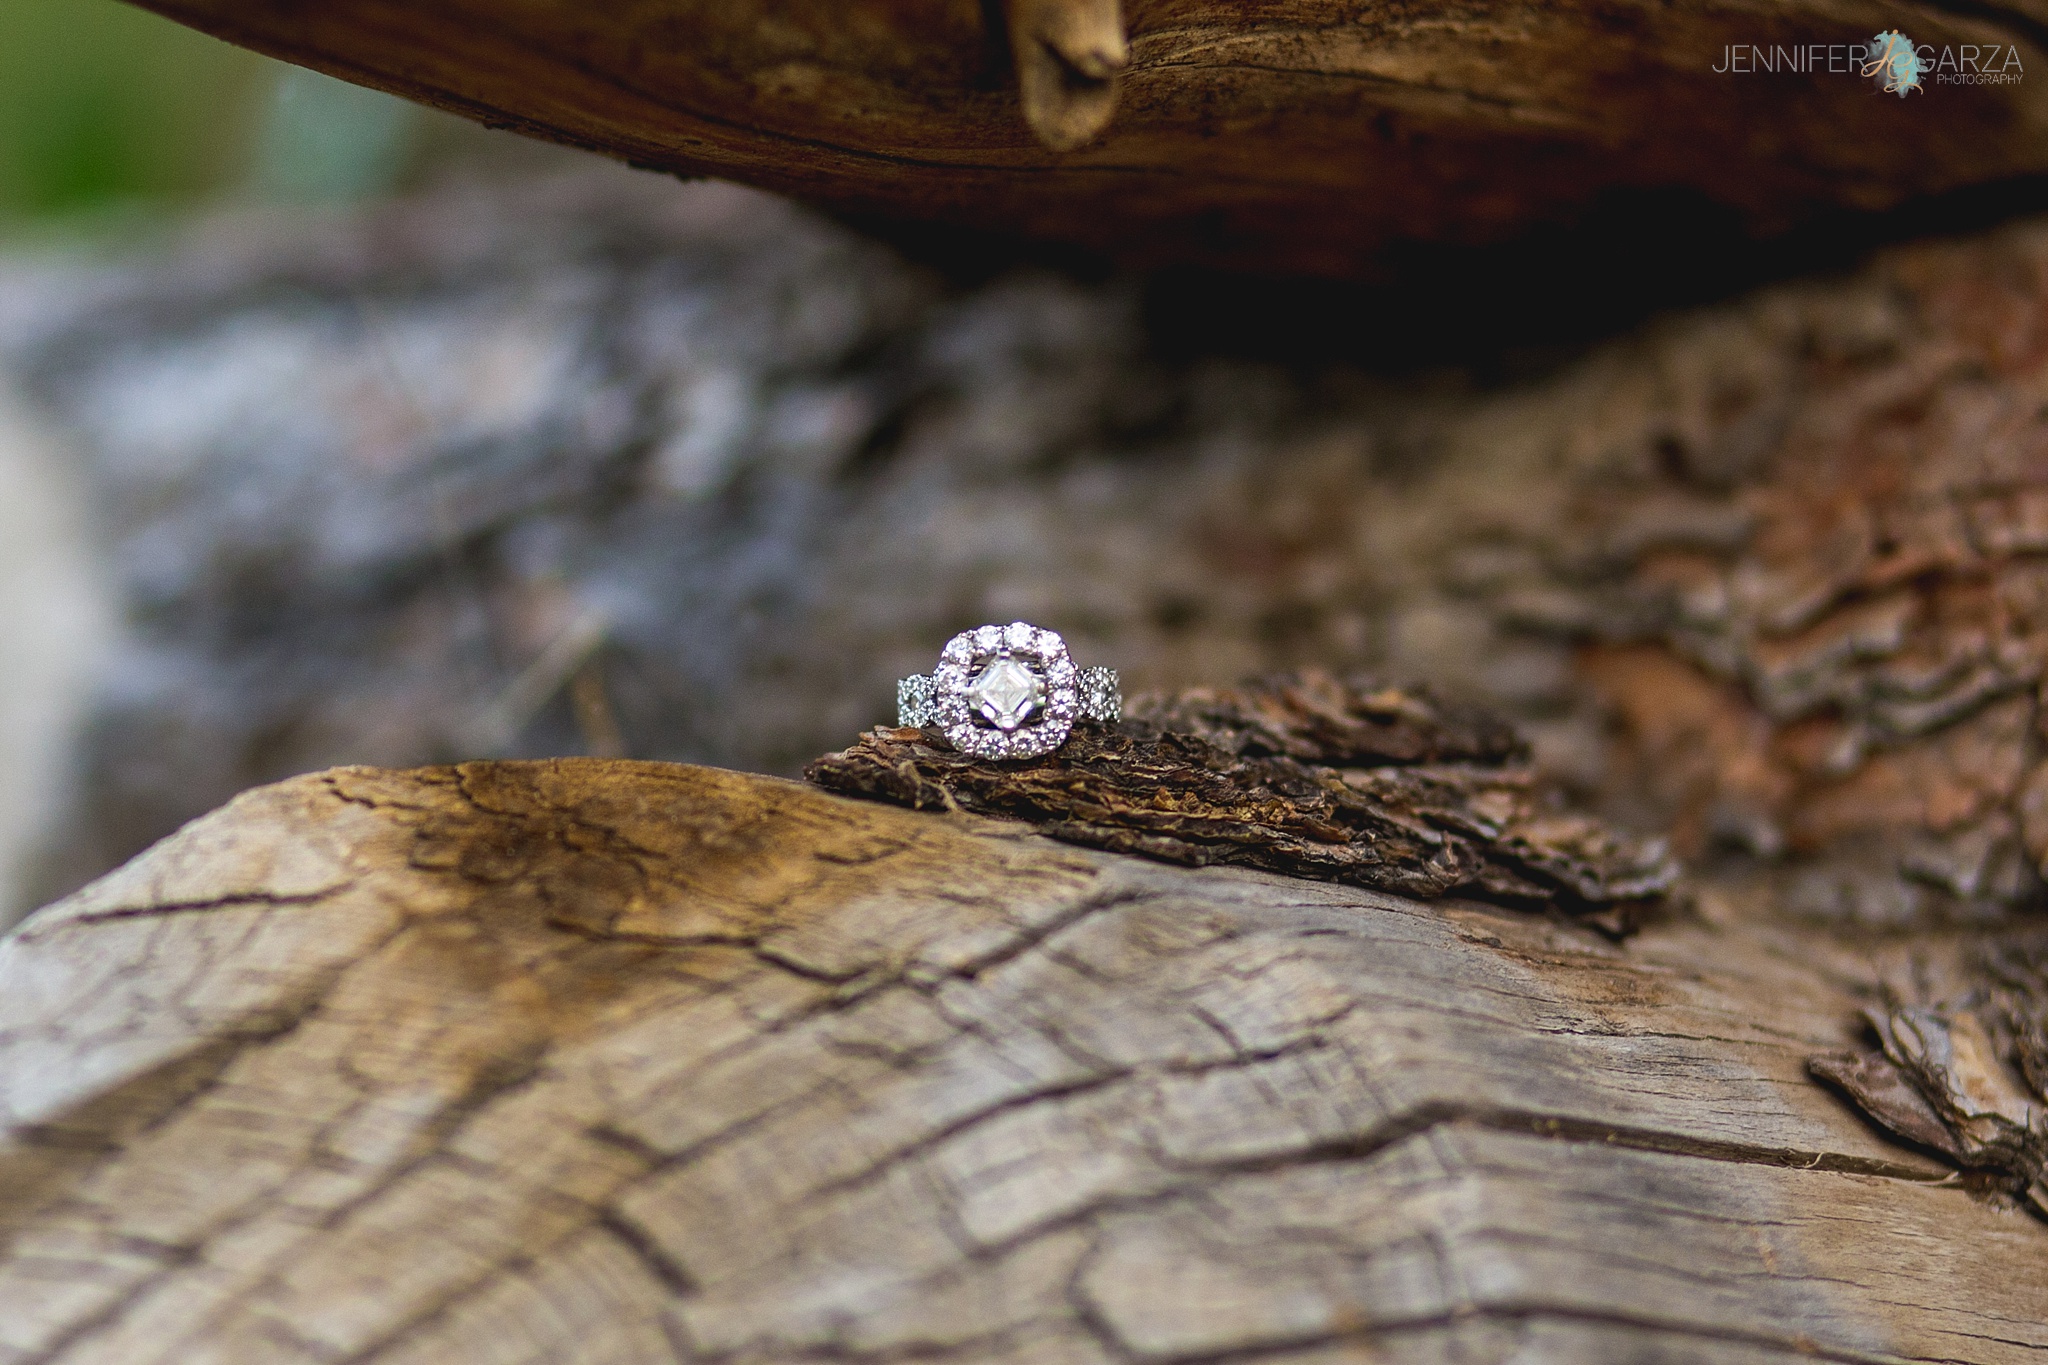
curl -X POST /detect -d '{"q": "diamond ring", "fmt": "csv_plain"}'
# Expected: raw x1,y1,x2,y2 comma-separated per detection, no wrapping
897,622,1121,760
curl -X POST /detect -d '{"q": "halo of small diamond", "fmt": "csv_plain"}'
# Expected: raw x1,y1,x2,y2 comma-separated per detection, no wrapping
933,622,1077,760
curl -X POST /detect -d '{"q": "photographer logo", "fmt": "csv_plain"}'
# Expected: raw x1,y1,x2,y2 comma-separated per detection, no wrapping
1712,30,2022,87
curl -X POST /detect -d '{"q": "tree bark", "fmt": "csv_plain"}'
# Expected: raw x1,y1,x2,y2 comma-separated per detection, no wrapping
122,0,2048,277
2,759,2042,1364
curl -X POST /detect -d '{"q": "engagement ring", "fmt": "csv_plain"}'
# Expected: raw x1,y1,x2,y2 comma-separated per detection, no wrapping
898,622,1121,760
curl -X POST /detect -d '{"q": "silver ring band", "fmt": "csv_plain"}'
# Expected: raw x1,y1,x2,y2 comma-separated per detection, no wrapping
897,622,1120,759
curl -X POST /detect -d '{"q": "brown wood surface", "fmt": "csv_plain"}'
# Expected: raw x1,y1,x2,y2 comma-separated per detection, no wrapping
2,759,2044,1363
124,0,2048,277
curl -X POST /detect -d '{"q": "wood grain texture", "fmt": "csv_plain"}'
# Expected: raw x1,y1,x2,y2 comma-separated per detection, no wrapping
2,759,2043,1363
124,0,2048,277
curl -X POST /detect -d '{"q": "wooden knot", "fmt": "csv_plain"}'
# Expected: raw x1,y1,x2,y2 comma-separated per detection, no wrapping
1006,0,1128,151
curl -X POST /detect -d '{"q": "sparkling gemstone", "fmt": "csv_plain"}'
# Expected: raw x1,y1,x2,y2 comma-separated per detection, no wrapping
1005,621,1036,650
967,657,1046,731
897,674,938,727
974,625,1004,651
1079,666,1121,723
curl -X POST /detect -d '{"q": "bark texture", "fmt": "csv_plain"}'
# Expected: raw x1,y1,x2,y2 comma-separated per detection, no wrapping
1810,929,2048,1205
3,759,2044,1365
123,0,2048,277
807,672,1676,926
10,170,2048,934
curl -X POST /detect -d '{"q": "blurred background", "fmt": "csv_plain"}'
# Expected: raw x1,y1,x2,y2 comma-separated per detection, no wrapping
5,0,2042,941
0,0,569,224
0,3,1565,931
0,0,578,919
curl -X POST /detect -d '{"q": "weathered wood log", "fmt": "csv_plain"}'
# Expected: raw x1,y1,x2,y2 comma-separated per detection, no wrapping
125,0,2048,276
4,758,2045,1363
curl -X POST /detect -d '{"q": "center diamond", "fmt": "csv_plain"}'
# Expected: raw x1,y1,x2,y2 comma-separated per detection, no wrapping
967,657,1046,731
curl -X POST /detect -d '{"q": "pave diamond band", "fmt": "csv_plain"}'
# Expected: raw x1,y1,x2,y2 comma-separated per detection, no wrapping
1077,665,1121,724
897,622,1120,759
897,674,939,728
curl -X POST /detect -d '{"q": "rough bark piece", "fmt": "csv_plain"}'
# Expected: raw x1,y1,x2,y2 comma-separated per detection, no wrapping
125,0,2048,277
1809,929,2048,1207
806,672,1676,919
1133,672,1527,767
1810,1048,1967,1161
2,759,2043,1364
